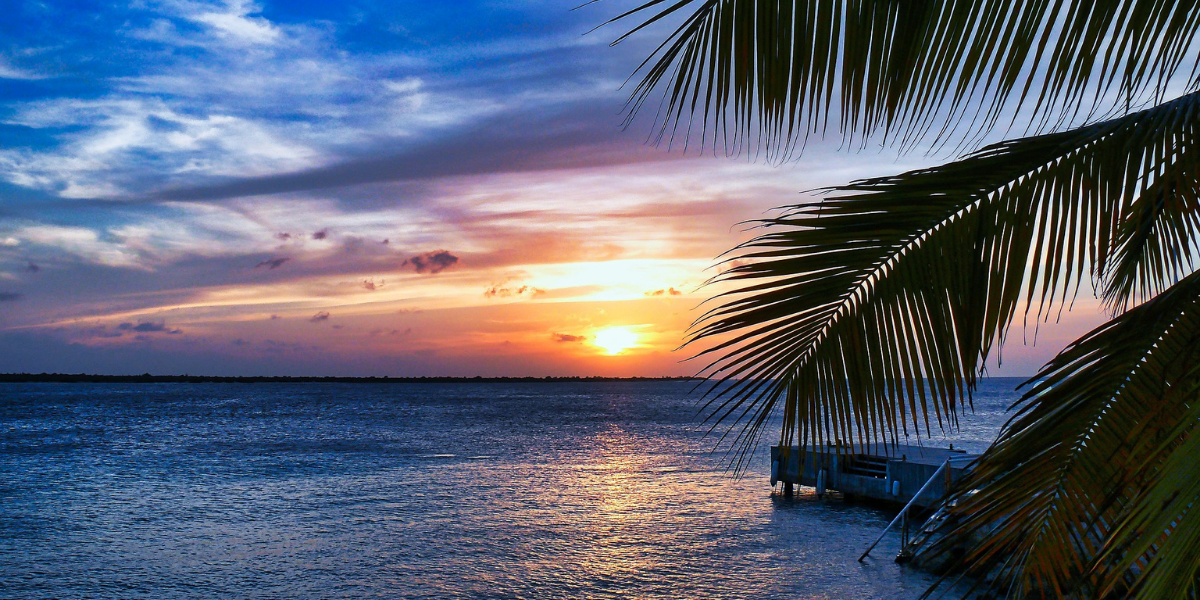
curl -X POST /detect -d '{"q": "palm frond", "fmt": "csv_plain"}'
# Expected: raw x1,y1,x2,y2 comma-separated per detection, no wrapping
917,269,1200,600
608,0,1200,158
689,92,1200,472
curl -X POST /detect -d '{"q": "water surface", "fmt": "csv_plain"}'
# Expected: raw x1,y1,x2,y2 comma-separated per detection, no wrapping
0,379,1021,599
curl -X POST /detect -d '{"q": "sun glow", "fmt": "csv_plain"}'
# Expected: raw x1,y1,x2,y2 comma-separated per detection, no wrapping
593,326,639,355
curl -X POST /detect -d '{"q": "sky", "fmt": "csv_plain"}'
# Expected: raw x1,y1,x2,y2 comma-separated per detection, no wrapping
0,0,1107,377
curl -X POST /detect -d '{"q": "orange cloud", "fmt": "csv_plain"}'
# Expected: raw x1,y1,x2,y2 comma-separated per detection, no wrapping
645,287,683,297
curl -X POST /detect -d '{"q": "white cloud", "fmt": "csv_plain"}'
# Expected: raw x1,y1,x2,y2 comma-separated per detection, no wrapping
0,98,319,197
188,1,281,46
0,57,46,80
17,225,145,268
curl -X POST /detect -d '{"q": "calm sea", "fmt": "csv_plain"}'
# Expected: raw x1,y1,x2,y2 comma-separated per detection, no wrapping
0,379,1021,599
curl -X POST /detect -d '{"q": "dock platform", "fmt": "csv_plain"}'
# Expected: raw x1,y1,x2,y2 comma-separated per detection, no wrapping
770,444,978,507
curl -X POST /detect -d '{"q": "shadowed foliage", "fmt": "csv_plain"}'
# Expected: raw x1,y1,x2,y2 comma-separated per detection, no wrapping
610,0,1200,157
922,270,1200,599
611,0,1200,597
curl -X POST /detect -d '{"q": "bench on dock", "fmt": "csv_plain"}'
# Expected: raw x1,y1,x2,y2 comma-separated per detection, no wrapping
770,444,978,507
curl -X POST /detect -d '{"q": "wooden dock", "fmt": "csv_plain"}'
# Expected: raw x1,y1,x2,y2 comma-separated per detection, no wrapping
770,444,978,507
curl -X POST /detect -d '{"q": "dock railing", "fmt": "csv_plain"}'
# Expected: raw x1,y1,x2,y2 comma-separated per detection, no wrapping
858,455,976,562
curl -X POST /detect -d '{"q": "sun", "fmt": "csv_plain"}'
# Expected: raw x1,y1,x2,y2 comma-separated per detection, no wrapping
592,326,639,355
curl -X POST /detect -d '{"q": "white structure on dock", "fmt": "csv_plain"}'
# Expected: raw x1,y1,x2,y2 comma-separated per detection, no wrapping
770,444,977,507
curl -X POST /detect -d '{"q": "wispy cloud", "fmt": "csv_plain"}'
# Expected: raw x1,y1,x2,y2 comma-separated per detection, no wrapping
117,321,182,334
0,56,48,80
255,257,290,270
186,0,282,47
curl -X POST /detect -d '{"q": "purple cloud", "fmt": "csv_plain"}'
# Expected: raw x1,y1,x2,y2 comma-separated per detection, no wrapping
552,333,586,343
25,262,40,273
0,292,20,302
255,257,290,270
485,284,544,299
117,321,182,334
403,250,458,274
309,311,331,323
312,229,328,240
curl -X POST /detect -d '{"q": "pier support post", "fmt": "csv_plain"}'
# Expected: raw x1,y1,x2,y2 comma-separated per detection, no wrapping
783,482,794,497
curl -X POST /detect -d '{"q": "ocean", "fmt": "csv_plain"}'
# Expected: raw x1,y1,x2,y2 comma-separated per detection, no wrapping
0,379,1022,599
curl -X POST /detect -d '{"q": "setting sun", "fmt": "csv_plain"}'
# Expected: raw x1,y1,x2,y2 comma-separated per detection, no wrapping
592,327,639,355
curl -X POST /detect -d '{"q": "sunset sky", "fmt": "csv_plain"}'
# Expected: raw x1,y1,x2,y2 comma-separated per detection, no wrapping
0,0,1106,376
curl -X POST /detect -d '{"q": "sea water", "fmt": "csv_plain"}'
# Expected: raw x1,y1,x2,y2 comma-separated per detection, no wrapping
0,379,1021,599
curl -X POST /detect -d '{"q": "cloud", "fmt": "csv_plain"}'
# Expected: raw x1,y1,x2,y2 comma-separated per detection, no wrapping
645,287,683,297
0,292,21,302
25,262,40,273
552,333,586,343
275,232,292,240
362,279,379,291
187,1,282,47
269,314,281,320
116,321,182,334
15,225,143,268
0,56,47,81
367,327,411,337
309,310,330,322
1,98,320,198
255,257,290,270
404,250,458,274
484,284,545,299
312,229,328,240
80,325,124,339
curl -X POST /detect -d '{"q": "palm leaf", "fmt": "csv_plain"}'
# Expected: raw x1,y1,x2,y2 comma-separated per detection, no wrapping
688,91,1200,472
607,0,1200,158
916,269,1200,599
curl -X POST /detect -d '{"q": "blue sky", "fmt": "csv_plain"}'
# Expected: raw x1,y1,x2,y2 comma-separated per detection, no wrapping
0,1,1106,376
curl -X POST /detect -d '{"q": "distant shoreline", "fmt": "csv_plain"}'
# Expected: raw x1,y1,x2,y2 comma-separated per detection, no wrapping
0,373,703,384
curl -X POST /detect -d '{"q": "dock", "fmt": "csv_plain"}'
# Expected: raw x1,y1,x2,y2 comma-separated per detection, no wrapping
770,444,978,507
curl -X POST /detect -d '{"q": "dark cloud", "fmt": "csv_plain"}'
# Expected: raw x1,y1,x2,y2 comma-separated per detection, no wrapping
269,314,282,320
82,325,124,338
369,327,412,337
152,106,672,203
0,292,21,302
404,250,458,274
312,229,328,240
552,333,586,343
309,311,331,323
25,262,40,273
646,287,683,297
484,285,545,299
276,232,292,241
255,257,290,270
117,321,182,334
